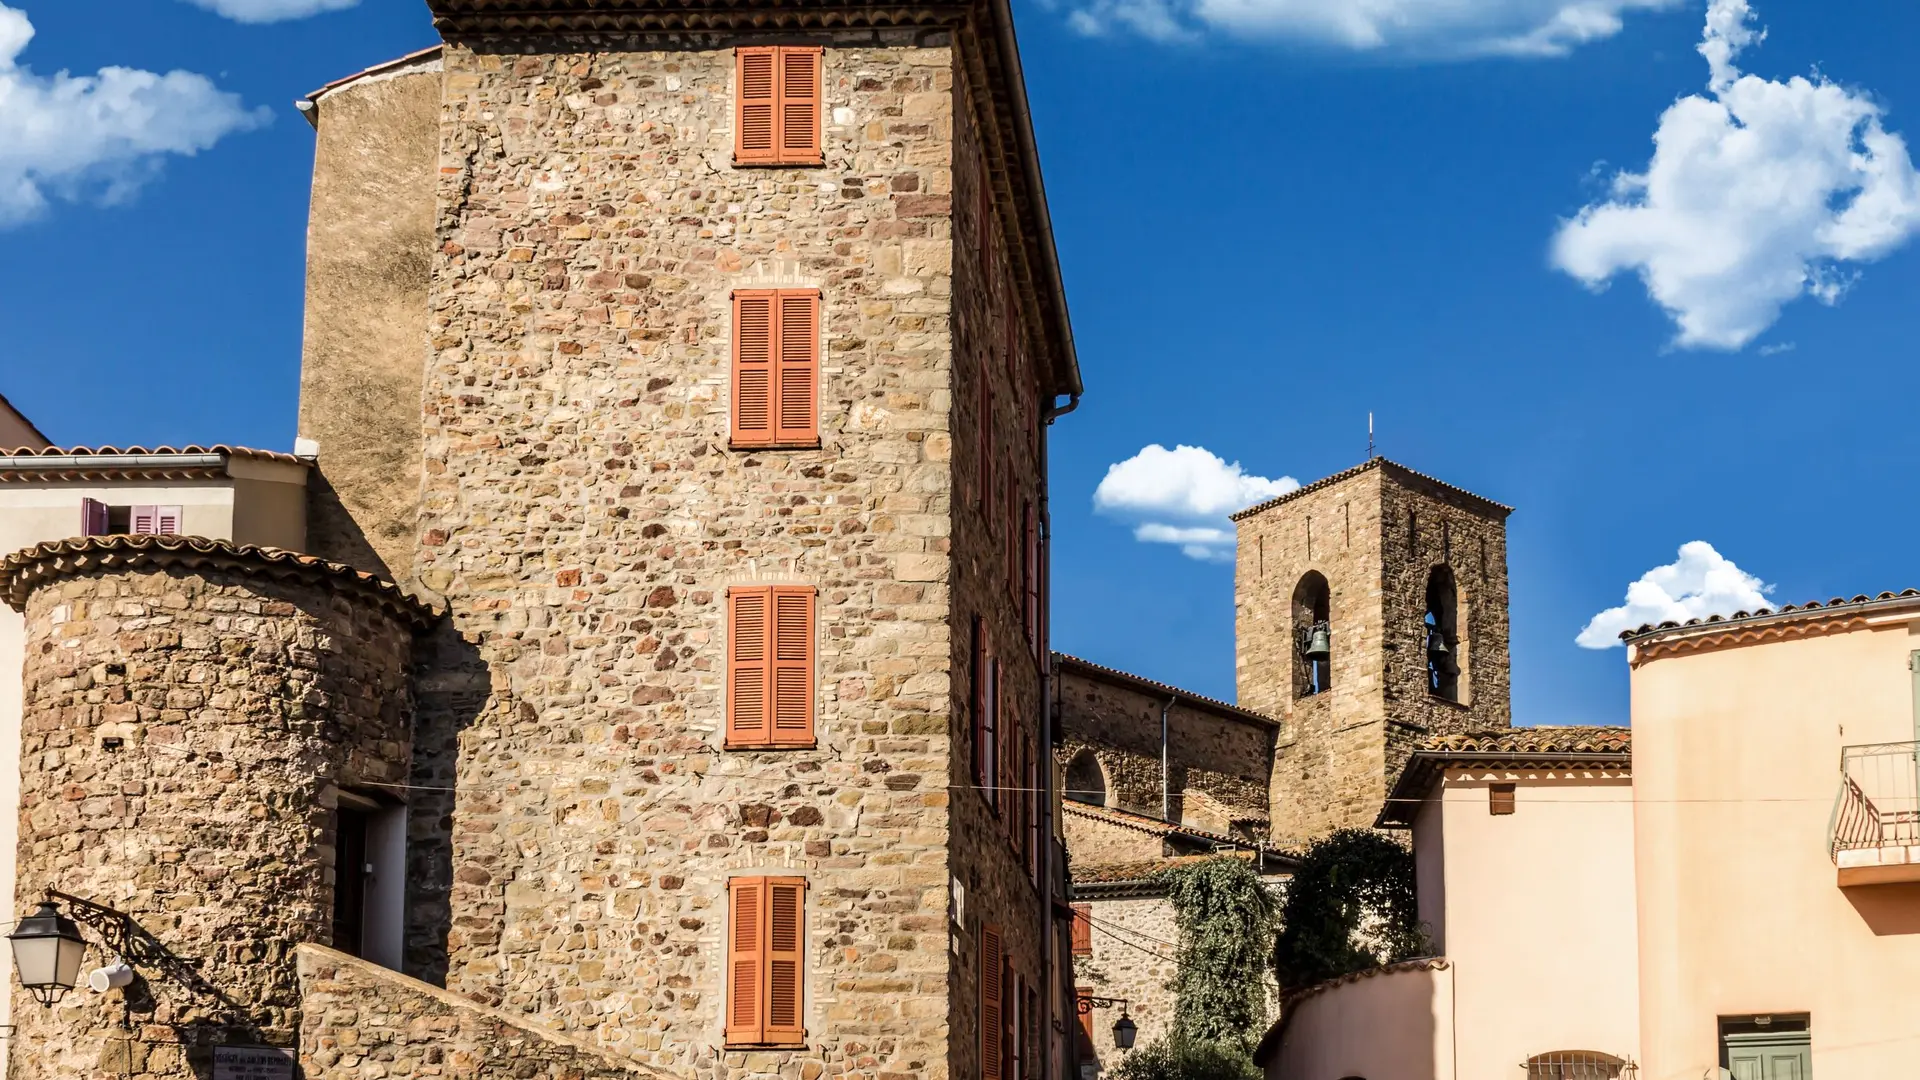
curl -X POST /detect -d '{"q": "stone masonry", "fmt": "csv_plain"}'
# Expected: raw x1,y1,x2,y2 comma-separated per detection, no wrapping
1233,459,1511,845
1,538,430,1080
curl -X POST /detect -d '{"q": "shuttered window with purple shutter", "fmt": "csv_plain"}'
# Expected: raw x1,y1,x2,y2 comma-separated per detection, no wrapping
80,499,109,537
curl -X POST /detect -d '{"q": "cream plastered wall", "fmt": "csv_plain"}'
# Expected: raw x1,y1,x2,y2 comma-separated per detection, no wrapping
1630,617,1920,1080
1265,962,1452,1080
1422,768,1640,1076
0,473,306,1077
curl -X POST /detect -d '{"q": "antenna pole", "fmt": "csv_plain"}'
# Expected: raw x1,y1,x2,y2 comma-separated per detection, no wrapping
1368,412,1375,459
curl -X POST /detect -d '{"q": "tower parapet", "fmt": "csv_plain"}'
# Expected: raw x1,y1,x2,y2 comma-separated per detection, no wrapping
1,536,433,1080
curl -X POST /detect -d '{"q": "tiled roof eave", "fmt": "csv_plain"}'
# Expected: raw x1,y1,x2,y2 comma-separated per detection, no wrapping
1378,743,1631,828
1054,653,1281,728
1229,458,1512,523
1622,590,1920,652
2,536,439,630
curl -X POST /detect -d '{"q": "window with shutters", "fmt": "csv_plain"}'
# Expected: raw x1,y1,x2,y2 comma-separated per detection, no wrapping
971,617,999,810
80,498,109,537
726,876,807,1048
980,924,1004,1080
727,586,816,748
1005,476,1020,604
732,290,820,448
1070,904,1092,955
1022,500,1038,651
122,505,184,536
978,381,994,514
734,47,822,166
1489,782,1517,816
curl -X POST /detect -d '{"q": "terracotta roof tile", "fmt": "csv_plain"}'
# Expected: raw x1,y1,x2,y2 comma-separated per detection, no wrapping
1054,653,1280,728
1230,457,1511,523
0,445,306,463
1621,589,1920,641
2,535,438,629
1423,726,1631,756
1377,726,1632,828
306,45,443,102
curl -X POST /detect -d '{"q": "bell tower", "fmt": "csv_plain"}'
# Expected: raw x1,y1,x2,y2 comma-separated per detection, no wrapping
1232,458,1512,844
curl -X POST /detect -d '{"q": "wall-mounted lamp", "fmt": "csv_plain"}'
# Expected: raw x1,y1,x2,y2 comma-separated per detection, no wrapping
1076,994,1137,1052
7,901,87,1007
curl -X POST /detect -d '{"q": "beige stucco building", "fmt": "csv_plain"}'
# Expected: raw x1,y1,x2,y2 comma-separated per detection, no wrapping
1627,594,1920,1079
1255,727,1638,1080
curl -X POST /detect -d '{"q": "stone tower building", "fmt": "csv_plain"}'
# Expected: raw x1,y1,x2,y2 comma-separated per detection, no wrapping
2,3,1086,1080
1233,458,1512,844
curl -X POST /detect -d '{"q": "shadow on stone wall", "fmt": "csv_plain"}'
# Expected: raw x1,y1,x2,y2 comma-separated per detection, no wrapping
404,622,488,985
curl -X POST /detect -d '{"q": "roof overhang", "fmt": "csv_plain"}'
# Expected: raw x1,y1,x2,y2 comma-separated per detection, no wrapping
418,0,1082,402
1623,591,1920,664
0,446,310,485
1376,747,1631,828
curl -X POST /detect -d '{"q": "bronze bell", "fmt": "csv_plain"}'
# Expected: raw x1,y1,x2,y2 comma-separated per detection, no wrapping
1426,626,1450,657
1303,622,1332,662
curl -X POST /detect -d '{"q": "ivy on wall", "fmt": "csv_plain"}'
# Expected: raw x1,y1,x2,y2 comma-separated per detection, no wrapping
1271,828,1430,991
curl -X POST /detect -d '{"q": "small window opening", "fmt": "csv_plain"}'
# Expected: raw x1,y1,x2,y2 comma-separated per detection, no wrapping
1064,751,1106,807
1489,783,1516,815
1293,571,1332,698
1424,565,1461,701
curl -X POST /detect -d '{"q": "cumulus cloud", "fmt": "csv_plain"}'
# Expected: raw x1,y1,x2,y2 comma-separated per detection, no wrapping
0,4,268,226
1552,0,1920,349
1576,541,1774,648
1094,444,1297,561
1064,0,1679,56
179,0,360,22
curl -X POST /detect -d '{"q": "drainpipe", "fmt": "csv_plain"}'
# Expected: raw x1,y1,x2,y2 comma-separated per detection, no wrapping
1161,695,1177,823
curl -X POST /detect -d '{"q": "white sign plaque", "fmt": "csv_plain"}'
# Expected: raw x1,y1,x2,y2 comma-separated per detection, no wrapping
213,1046,295,1080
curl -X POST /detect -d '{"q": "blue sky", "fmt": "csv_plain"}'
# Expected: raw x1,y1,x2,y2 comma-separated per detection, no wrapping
3,0,1918,726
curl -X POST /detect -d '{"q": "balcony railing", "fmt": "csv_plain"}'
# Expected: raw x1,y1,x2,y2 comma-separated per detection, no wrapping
1829,740,1920,885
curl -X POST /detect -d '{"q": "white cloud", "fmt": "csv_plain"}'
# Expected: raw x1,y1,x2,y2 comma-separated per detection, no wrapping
0,4,268,226
1094,444,1298,562
1065,0,1679,56
179,0,360,22
1576,541,1774,648
1552,0,1920,350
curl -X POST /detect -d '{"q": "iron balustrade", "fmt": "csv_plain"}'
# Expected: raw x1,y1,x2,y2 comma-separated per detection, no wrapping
1828,741,1920,861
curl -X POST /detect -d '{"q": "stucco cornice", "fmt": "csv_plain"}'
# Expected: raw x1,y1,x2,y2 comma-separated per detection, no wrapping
2,536,440,630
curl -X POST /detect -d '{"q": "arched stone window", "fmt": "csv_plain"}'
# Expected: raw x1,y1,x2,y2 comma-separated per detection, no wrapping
1424,565,1462,701
1524,1051,1626,1078
1064,750,1107,806
1292,571,1333,698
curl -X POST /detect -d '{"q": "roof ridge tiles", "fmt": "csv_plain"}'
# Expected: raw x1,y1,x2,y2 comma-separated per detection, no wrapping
1229,457,1512,523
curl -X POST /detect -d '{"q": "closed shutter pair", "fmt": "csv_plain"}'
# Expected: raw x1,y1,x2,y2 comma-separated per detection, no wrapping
732,290,820,448
727,586,815,747
972,617,998,807
735,47,822,167
727,876,806,1047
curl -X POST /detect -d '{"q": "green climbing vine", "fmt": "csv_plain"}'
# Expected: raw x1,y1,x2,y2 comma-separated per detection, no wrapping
1271,828,1430,991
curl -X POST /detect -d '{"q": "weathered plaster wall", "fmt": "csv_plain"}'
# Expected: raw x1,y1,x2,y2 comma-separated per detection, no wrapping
297,63,441,582
5,552,416,1080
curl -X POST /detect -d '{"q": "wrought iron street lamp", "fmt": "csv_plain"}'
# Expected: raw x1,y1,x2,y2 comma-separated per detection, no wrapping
1077,994,1137,1052
8,900,87,1007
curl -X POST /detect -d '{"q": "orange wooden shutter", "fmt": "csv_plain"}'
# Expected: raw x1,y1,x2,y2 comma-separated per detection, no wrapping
985,656,999,809
727,877,766,1044
770,586,816,745
736,48,778,164
775,290,820,445
733,291,775,445
1074,987,1095,1055
765,877,807,1045
1070,905,1092,955
981,924,1003,1080
978,382,993,513
1023,500,1038,650
778,47,823,165
728,588,771,746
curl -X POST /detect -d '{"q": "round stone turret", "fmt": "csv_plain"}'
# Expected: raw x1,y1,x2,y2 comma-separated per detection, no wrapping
1,536,434,1080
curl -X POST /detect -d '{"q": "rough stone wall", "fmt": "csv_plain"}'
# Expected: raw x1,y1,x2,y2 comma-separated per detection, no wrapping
1236,464,1510,845
1237,469,1388,844
298,64,441,583
1070,897,1178,1070
298,944,671,1080
1060,811,1165,868
8,563,414,1080
947,48,1052,1080
413,38,972,1080
1055,668,1274,835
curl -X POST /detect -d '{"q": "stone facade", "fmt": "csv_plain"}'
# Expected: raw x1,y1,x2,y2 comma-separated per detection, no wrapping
298,944,671,1080
1055,658,1276,838
1068,896,1176,1071
1,539,428,1080
1233,460,1511,845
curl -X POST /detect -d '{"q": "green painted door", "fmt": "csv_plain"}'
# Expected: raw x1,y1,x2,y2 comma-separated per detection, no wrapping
1723,1031,1811,1079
